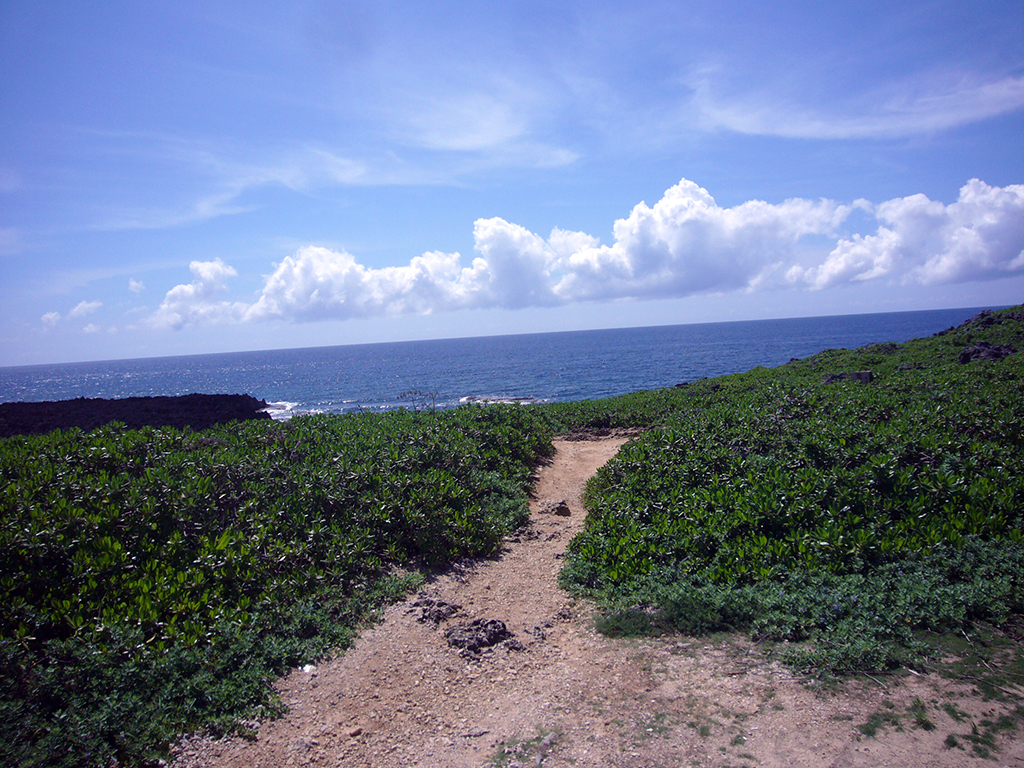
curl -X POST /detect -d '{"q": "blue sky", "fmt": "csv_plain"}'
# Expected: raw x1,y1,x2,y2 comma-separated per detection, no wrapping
2,0,1023,367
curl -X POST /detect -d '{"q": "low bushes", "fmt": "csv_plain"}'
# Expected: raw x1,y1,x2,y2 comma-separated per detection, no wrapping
558,306,1024,676
0,405,550,767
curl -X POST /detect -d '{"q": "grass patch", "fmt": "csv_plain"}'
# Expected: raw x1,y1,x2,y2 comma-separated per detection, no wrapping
942,703,967,723
490,729,558,767
920,620,1024,703
858,709,902,738
956,709,1024,759
909,698,935,730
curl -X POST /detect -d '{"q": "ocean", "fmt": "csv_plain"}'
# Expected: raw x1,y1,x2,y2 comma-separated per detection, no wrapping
0,307,993,420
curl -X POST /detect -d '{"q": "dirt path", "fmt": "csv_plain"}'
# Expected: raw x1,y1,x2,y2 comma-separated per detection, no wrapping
172,436,1024,768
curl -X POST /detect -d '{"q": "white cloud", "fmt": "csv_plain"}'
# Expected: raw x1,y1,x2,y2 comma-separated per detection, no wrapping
545,180,849,302
693,73,1024,139
96,190,253,231
86,99,575,235
244,245,491,321
68,300,102,318
147,178,1024,331
82,323,101,334
794,179,1024,288
147,259,248,330
41,311,61,328
400,90,530,152
241,179,847,323
129,278,145,293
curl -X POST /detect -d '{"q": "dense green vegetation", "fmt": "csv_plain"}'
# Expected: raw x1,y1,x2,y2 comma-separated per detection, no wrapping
2,305,1022,766
0,406,550,767
557,307,1024,677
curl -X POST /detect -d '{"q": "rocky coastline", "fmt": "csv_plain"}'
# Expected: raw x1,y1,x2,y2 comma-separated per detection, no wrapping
0,393,271,438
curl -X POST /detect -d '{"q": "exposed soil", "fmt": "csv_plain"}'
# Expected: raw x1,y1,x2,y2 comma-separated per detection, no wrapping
171,435,1024,768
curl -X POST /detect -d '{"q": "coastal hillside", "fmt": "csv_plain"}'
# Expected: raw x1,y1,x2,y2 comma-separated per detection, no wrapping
555,306,1024,676
1,306,1022,767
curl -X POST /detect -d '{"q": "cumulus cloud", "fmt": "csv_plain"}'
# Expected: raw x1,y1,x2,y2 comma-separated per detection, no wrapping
68,300,102,318
544,180,849,302
129,278,145,293
82,323,101,334
147,258,248,330
791,179,1024,289
41,311,61,328
244,246,491,321
148,177,1024,331
237,180,849,323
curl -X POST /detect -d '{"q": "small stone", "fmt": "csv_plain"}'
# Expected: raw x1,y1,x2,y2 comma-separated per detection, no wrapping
445,618,514,654
410,596,462,624
348,727,363,738
540,500,571,516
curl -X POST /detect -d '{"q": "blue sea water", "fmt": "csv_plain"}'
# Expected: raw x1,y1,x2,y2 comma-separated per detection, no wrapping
0,307,994,419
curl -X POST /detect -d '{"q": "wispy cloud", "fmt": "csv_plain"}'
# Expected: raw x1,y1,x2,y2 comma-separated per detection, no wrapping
394,87,531,152
691,71,1024,139
85,131,566,234
95,192,255,232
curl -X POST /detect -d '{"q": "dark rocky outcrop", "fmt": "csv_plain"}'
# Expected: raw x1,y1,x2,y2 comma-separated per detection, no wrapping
859,342,901,355
958,342,1016,364
822,371,873,385
0,393,271,438
936,308,1024,336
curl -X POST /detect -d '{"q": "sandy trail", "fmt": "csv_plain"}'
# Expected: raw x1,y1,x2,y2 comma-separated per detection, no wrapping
172,436,1024,768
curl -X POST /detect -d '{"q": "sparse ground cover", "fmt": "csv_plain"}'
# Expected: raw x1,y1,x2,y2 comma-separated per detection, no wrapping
2,306,1023,767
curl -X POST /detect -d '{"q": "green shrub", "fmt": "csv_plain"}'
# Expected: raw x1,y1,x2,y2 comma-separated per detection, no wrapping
557,306,1024,677
0,405,550,767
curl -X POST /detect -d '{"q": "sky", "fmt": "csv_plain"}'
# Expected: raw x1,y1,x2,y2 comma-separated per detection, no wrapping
1,0,1023,367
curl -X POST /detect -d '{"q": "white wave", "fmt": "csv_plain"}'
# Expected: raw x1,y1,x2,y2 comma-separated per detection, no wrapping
261,401,300,421
459,395,545,405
